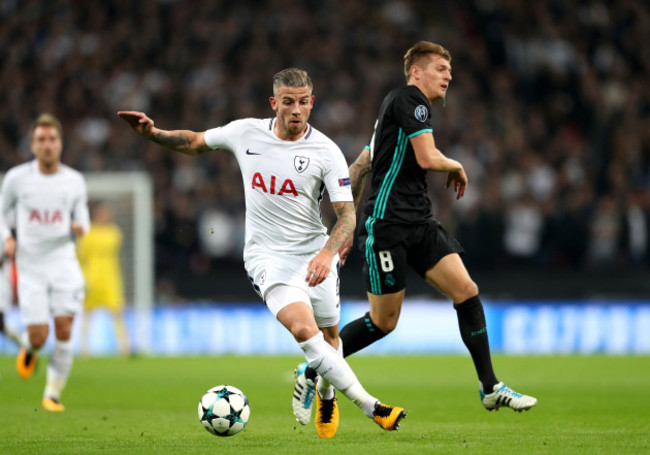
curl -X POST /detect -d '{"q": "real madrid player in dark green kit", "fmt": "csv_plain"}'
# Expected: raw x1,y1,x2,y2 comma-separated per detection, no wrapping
294,41,536,418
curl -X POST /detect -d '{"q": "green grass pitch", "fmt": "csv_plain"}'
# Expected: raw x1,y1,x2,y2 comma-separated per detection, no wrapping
0,355,648,454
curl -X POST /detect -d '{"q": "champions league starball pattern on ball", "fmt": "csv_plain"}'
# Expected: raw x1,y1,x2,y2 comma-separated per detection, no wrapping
198,385,250,437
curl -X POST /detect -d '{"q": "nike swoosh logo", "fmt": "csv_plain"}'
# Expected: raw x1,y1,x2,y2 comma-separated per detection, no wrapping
246,149,261,155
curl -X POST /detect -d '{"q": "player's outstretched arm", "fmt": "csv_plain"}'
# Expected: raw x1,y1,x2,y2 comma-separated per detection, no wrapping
117,111,211,156
306,201,356,286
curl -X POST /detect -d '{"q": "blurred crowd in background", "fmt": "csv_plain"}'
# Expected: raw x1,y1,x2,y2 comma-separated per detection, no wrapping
1,0,649,301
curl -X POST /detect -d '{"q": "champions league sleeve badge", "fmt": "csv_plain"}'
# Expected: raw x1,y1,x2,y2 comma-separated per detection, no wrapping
414,105,429,123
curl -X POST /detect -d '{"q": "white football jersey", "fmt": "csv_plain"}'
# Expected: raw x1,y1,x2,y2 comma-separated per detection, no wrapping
0,160,90,262
204,118,353,259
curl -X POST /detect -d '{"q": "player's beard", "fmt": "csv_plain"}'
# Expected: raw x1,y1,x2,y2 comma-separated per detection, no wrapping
41,152,59,168
283,119,305,139
36,149,61,171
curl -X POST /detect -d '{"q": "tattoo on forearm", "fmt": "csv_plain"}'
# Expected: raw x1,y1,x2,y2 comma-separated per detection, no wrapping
349,152,372,209
150,130,191,151
324,202,356,254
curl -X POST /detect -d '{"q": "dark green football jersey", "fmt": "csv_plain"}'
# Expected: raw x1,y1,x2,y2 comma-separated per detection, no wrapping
363,85,435,224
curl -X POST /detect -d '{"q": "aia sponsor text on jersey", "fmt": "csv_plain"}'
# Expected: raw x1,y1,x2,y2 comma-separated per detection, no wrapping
251,172,298,197
29,209,64,224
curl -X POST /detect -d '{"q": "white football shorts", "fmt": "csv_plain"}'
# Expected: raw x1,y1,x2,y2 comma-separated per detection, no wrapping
245,252,341,328
16,257,85,325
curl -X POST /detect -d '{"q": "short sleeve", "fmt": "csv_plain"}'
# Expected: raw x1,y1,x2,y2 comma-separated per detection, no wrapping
392,88,433,139
323,145,353,203
204,119,248,151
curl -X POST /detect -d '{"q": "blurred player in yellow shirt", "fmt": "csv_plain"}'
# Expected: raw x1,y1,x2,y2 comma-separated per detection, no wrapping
77,202,130,356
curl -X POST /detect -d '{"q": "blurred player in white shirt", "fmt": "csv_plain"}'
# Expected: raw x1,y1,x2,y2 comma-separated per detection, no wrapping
1,113,89,411
118,68,406,438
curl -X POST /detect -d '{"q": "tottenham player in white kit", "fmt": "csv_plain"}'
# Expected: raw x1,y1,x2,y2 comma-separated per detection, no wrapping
118,68,406,438
1,114,89,412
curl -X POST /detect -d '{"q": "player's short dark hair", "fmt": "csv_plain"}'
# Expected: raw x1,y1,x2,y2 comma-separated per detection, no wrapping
404,41,452,82
272,68,313,95
31,113,63,140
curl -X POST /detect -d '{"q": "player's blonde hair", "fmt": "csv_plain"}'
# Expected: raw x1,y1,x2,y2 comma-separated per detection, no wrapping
404,41,452,82
31,113,63,140
272,68,313,95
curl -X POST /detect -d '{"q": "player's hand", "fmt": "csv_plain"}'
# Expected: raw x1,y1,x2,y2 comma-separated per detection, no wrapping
445,168,468,200
338,236,353,266
70,222,85,237
4,236,16,260
117,111,155,137
306,250,334,287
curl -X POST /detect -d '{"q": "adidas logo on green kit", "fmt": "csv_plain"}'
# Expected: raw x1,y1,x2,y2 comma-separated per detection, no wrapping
365,317,375,332
471,327,487,337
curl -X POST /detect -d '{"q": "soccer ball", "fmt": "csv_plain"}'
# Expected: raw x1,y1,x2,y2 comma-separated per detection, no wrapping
198,385,250,437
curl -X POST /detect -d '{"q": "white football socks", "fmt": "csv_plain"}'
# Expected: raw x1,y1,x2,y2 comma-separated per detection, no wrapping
316,338,343,401
44,339,74,400
299,332,377,417
20,331,34,351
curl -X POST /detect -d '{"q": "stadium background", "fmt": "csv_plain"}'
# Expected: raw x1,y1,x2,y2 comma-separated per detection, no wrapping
1,0,649,355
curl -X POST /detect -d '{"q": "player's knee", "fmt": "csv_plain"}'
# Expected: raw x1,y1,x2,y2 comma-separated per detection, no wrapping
55,327,72,341
453,280,479,302
291,322,319,343
373,314,398,334
321,329,339,347
53,317,74,340
30,331,48,349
